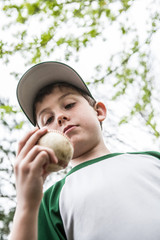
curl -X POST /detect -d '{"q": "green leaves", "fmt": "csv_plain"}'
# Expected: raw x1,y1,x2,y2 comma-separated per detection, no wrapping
1,0,120,63
0,104,24,130
1,1,159,143
25,2,41,15
40,27,54,46
0,105,17,118
0,207,15,240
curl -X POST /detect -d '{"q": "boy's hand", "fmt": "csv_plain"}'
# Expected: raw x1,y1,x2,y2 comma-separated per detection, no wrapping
14,127,58,210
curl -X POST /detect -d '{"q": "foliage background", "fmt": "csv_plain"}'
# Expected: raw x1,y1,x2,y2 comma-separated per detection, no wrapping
0,0,160,239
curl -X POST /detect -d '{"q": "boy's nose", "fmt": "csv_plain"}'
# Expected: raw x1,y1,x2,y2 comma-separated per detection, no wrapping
57,114,68,126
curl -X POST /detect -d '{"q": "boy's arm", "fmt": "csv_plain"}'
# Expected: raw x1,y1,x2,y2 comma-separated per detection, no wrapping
10,127,58,240
10,205,39,240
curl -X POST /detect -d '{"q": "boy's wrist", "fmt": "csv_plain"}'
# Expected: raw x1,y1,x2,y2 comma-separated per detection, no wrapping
11,205,39,240
16,200,41,214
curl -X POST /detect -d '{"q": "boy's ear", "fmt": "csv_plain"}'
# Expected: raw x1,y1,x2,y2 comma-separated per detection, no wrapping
94,102,107,122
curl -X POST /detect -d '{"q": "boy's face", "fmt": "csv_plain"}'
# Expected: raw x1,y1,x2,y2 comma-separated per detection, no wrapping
35,86,106,159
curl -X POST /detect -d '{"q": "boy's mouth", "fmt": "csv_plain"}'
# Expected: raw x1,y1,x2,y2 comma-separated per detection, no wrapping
63,125,77,134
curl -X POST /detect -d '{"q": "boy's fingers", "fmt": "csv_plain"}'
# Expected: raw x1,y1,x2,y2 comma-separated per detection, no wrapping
31,150,50,176
30,152,52,183
24,145,58,165
17,127,48,158
15,145,58,176
17,127,39,155
32,151,58,179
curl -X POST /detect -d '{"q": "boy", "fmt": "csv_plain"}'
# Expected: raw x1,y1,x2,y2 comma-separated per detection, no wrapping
11,61,160,240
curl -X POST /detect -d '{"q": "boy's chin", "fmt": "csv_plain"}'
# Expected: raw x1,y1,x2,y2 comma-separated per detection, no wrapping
72,144,91,160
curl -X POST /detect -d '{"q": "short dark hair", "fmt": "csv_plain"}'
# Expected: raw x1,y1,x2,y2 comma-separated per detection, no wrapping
33,82,97,125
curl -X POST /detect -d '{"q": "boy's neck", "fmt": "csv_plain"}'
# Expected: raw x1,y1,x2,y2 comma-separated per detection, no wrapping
70,143,110,167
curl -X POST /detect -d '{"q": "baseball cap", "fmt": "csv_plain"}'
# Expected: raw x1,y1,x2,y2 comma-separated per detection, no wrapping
17,61,94,126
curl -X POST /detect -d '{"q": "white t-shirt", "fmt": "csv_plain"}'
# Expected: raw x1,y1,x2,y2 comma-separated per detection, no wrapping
38,151,160,240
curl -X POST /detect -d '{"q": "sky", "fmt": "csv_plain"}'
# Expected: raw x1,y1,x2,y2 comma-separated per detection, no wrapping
0,0,160,153
1,0,160,99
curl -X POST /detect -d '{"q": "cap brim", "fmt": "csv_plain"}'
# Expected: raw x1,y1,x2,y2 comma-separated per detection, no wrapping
17,61,93,125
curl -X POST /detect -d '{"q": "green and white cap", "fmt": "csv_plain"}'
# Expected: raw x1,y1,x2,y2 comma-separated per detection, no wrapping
17,61,94,126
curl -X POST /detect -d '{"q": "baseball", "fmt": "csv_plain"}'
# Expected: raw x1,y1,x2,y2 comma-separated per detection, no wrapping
38,130,73,172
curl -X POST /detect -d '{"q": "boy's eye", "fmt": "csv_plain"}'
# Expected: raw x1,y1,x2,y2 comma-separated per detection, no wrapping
45,116,54,125
65,103,75,109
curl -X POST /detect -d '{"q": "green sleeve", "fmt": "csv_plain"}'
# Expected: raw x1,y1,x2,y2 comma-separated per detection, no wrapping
38,179,67,240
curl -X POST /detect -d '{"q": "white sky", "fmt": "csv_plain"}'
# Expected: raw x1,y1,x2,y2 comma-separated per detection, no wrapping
0,0,160,153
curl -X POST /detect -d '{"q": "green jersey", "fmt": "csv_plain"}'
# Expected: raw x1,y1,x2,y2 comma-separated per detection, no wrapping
38,151,160,240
